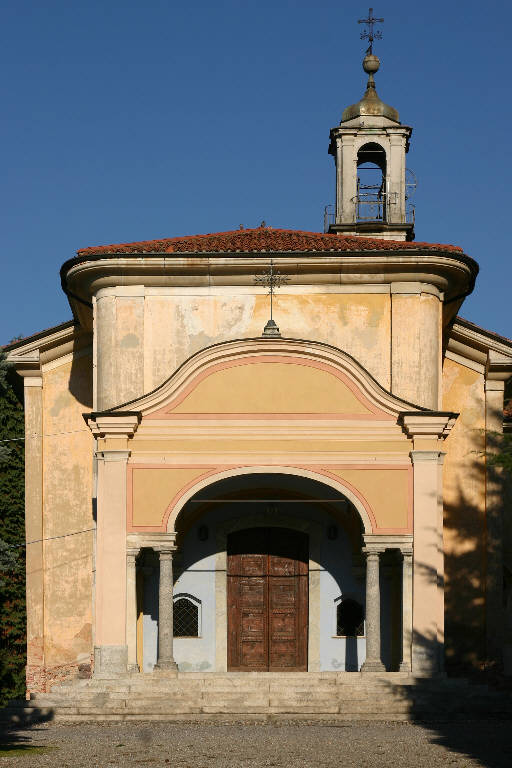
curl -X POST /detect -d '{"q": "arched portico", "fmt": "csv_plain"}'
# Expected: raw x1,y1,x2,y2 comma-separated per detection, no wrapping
128,471,414,675
86,337,456,679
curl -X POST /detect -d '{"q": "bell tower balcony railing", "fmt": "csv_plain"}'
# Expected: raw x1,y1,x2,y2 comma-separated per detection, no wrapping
323,200,415,233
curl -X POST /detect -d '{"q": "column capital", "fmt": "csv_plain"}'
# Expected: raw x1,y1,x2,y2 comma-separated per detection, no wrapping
157,549,176,558
126,548,139,559
362,547,384,557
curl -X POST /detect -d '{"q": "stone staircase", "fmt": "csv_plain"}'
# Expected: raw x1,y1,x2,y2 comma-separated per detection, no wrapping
3,672,512,724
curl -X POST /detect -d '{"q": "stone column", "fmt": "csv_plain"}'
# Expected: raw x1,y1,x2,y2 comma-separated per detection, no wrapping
155,550,178,672
361,549,385,672
126,549,139,673
339,134,357,224
399,550,413,673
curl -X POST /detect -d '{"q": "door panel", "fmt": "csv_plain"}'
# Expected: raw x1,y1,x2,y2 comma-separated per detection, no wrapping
227,527,308,671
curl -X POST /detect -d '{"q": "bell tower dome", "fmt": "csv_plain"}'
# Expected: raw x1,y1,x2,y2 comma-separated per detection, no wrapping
327,12,414,241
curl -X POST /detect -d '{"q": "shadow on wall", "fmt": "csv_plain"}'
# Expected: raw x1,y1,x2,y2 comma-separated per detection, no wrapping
68,331,93,409
378,398,512,767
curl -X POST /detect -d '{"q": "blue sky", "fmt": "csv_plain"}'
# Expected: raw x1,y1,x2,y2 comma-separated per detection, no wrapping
1,0,511,342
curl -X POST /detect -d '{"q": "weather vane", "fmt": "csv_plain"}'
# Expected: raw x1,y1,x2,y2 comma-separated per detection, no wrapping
358,7,384,55
254,259,290,337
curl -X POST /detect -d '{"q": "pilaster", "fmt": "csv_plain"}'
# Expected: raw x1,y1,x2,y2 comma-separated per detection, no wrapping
84,412,140,678
400,411,457,676
22,372,45,688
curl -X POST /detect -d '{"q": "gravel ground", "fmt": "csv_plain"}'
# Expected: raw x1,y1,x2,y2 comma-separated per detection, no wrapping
0,720,511,767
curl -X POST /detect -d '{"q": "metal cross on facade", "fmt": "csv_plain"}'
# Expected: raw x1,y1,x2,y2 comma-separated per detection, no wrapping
254,259,290,337
358,7,384,55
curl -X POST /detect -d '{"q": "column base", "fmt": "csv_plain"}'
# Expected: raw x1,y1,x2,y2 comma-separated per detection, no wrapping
361,659,386,673
93,645,128,679
398,661,411,673
154,660,179,675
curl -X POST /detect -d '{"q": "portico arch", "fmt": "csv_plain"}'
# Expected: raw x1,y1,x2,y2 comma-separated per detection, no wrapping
166,465,374,535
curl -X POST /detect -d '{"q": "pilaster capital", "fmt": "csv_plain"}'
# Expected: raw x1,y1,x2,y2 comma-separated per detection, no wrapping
399,411,457,440
23,374,43,388
84,411,141,439
96,450,131,462
410,450,445,465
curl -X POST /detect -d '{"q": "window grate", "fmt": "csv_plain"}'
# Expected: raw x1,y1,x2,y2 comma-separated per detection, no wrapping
173,598,199,637
336,598,364,637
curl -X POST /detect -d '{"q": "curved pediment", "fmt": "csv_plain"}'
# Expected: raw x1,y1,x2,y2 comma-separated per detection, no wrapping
111,338,425,420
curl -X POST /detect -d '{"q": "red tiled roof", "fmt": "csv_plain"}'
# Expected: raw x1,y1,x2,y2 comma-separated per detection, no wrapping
76,228,464,256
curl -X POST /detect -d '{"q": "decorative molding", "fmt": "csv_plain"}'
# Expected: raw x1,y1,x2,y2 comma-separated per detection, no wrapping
109,338,426,420
447,319,512,376
85,412,141,439
126,532,176,552
363,533,413,554
486,350,512,384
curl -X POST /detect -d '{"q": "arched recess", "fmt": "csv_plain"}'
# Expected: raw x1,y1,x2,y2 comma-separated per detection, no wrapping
165,465,374,535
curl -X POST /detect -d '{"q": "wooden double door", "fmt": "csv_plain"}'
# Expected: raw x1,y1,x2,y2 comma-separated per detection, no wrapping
227,527,308,671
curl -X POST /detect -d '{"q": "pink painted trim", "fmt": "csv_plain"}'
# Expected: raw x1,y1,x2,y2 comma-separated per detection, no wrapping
148,413,385,421
126,463,413,534
145,356,393,420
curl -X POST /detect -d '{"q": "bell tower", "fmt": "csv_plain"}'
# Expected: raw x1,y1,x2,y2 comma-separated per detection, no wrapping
327,10,414,241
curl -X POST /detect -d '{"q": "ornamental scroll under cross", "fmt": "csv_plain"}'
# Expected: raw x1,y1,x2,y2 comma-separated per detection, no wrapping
358,7,384,55
254,259,290,337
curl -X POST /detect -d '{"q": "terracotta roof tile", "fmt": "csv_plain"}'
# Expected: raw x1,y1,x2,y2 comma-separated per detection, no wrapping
76,228,464,257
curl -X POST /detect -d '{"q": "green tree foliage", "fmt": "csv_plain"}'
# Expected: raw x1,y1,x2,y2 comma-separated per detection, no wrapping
486,379,512,476
0,349,25,704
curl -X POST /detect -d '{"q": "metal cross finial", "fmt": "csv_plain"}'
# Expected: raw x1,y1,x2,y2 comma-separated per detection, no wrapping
254,259,290,337
358,7,384,55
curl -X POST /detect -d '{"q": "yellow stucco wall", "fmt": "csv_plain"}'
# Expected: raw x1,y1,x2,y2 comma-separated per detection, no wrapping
97,292,393,409
168,362,373,415
41,354,94,670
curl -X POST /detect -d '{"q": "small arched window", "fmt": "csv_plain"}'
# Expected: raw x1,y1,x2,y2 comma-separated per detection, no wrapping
173,594,201,637
335,597,364,637
356,142,387,222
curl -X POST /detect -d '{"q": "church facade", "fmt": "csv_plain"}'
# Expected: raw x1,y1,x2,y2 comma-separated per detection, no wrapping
6,51,512,694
